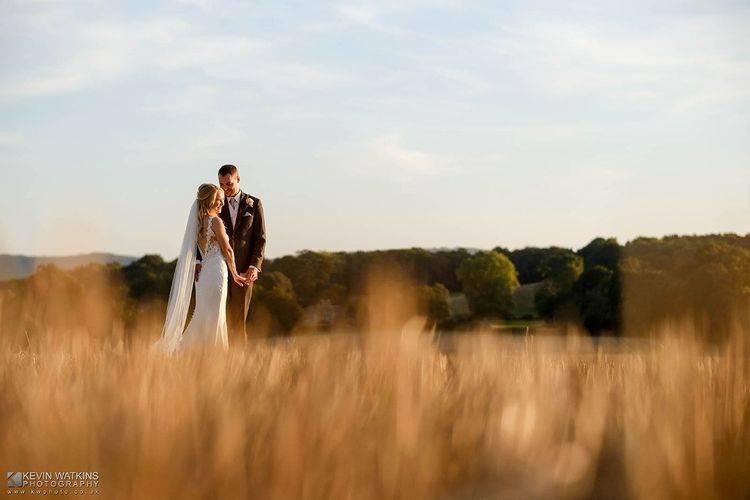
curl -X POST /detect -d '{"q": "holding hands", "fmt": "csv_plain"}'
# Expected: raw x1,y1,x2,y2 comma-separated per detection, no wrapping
197,264,255,287
235,267,258,287
232,272,251,287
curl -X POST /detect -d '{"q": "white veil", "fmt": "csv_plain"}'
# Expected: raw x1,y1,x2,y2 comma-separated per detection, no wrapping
154,199,199,354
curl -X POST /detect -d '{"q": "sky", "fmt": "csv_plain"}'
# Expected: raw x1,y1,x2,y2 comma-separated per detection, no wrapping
0,0,748,260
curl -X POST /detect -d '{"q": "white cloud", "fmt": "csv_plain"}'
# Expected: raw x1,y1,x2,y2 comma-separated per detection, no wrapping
0,130,24,145
334,0,465,32
142,84,222,115
0,7,347,100
173,0,214,8
491,13,750,112
316,133,468,179
337,4,381,26
205,60,352,91
0,18,220,98
372,134,440,173
426,67,492,96
122,118,248,168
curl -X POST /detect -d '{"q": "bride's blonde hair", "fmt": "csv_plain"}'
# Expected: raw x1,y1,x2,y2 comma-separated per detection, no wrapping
196,183,222,251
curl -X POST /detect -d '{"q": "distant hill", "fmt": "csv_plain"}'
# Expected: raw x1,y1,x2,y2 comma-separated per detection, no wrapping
0,253,138,281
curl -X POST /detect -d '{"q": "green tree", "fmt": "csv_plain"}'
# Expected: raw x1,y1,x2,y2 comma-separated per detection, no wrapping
253,271,304,333
492,246,513,259
505,247,548,283
574,238,621,334
621,235,750,340
417,283,451,326
534,249,583,318
457,251,519,317
121,254,175,302
266,251,346,306
503,246,580,284
427,248,472,292
578,237,620,271
573,265,619,334
539,248,584,290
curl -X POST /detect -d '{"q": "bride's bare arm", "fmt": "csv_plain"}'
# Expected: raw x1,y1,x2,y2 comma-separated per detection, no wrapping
211,217,246,286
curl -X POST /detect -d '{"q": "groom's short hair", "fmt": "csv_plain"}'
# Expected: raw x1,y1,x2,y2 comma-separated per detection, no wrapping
218,164,238,177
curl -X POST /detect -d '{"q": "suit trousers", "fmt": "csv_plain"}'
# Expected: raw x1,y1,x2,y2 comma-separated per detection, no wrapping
226,277,254,343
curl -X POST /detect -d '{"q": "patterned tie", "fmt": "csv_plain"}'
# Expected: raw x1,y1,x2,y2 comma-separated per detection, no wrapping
230,198,238,226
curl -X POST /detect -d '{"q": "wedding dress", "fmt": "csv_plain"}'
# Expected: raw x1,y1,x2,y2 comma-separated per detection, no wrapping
155,201,229,354
179,215,229,350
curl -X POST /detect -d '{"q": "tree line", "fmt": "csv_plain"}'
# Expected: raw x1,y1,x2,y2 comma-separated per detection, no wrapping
1,233,748,341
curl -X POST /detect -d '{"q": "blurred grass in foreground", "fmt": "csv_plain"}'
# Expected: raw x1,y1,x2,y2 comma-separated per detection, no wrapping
1,318,748,499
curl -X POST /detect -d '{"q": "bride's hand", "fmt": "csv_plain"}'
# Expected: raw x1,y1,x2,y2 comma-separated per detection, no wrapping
232,273,248,287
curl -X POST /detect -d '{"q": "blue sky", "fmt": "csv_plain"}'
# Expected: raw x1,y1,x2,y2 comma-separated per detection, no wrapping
0,0,748,259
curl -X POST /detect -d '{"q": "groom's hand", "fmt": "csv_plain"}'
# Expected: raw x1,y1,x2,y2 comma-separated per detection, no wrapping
245,267,259,282
194,263,202,282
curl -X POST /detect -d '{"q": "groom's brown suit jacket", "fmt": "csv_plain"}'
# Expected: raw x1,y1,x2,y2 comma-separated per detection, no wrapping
199,190,266,341
219,191,266,274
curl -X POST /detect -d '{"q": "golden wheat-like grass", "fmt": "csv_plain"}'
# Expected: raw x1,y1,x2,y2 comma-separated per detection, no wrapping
1,320,749,499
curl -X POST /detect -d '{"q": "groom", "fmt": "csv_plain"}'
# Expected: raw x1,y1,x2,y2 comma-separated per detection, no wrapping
196,164,267,343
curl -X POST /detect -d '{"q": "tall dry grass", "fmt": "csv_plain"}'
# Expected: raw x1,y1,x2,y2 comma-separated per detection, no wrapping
1,322,748,499
1,271,749,499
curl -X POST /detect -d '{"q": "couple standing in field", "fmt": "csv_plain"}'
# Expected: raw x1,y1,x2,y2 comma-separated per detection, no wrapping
155,164,267,354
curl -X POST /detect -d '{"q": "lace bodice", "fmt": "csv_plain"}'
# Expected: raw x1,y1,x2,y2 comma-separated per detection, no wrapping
200,215,222,260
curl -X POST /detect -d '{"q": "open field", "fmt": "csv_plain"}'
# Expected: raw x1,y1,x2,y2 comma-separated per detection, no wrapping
1,322,749,499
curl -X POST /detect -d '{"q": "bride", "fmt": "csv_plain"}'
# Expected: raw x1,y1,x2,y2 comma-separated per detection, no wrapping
155,184,249,354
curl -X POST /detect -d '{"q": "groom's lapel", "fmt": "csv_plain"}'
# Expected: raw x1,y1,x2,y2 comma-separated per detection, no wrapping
236,192,254,232
238,191,249,215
